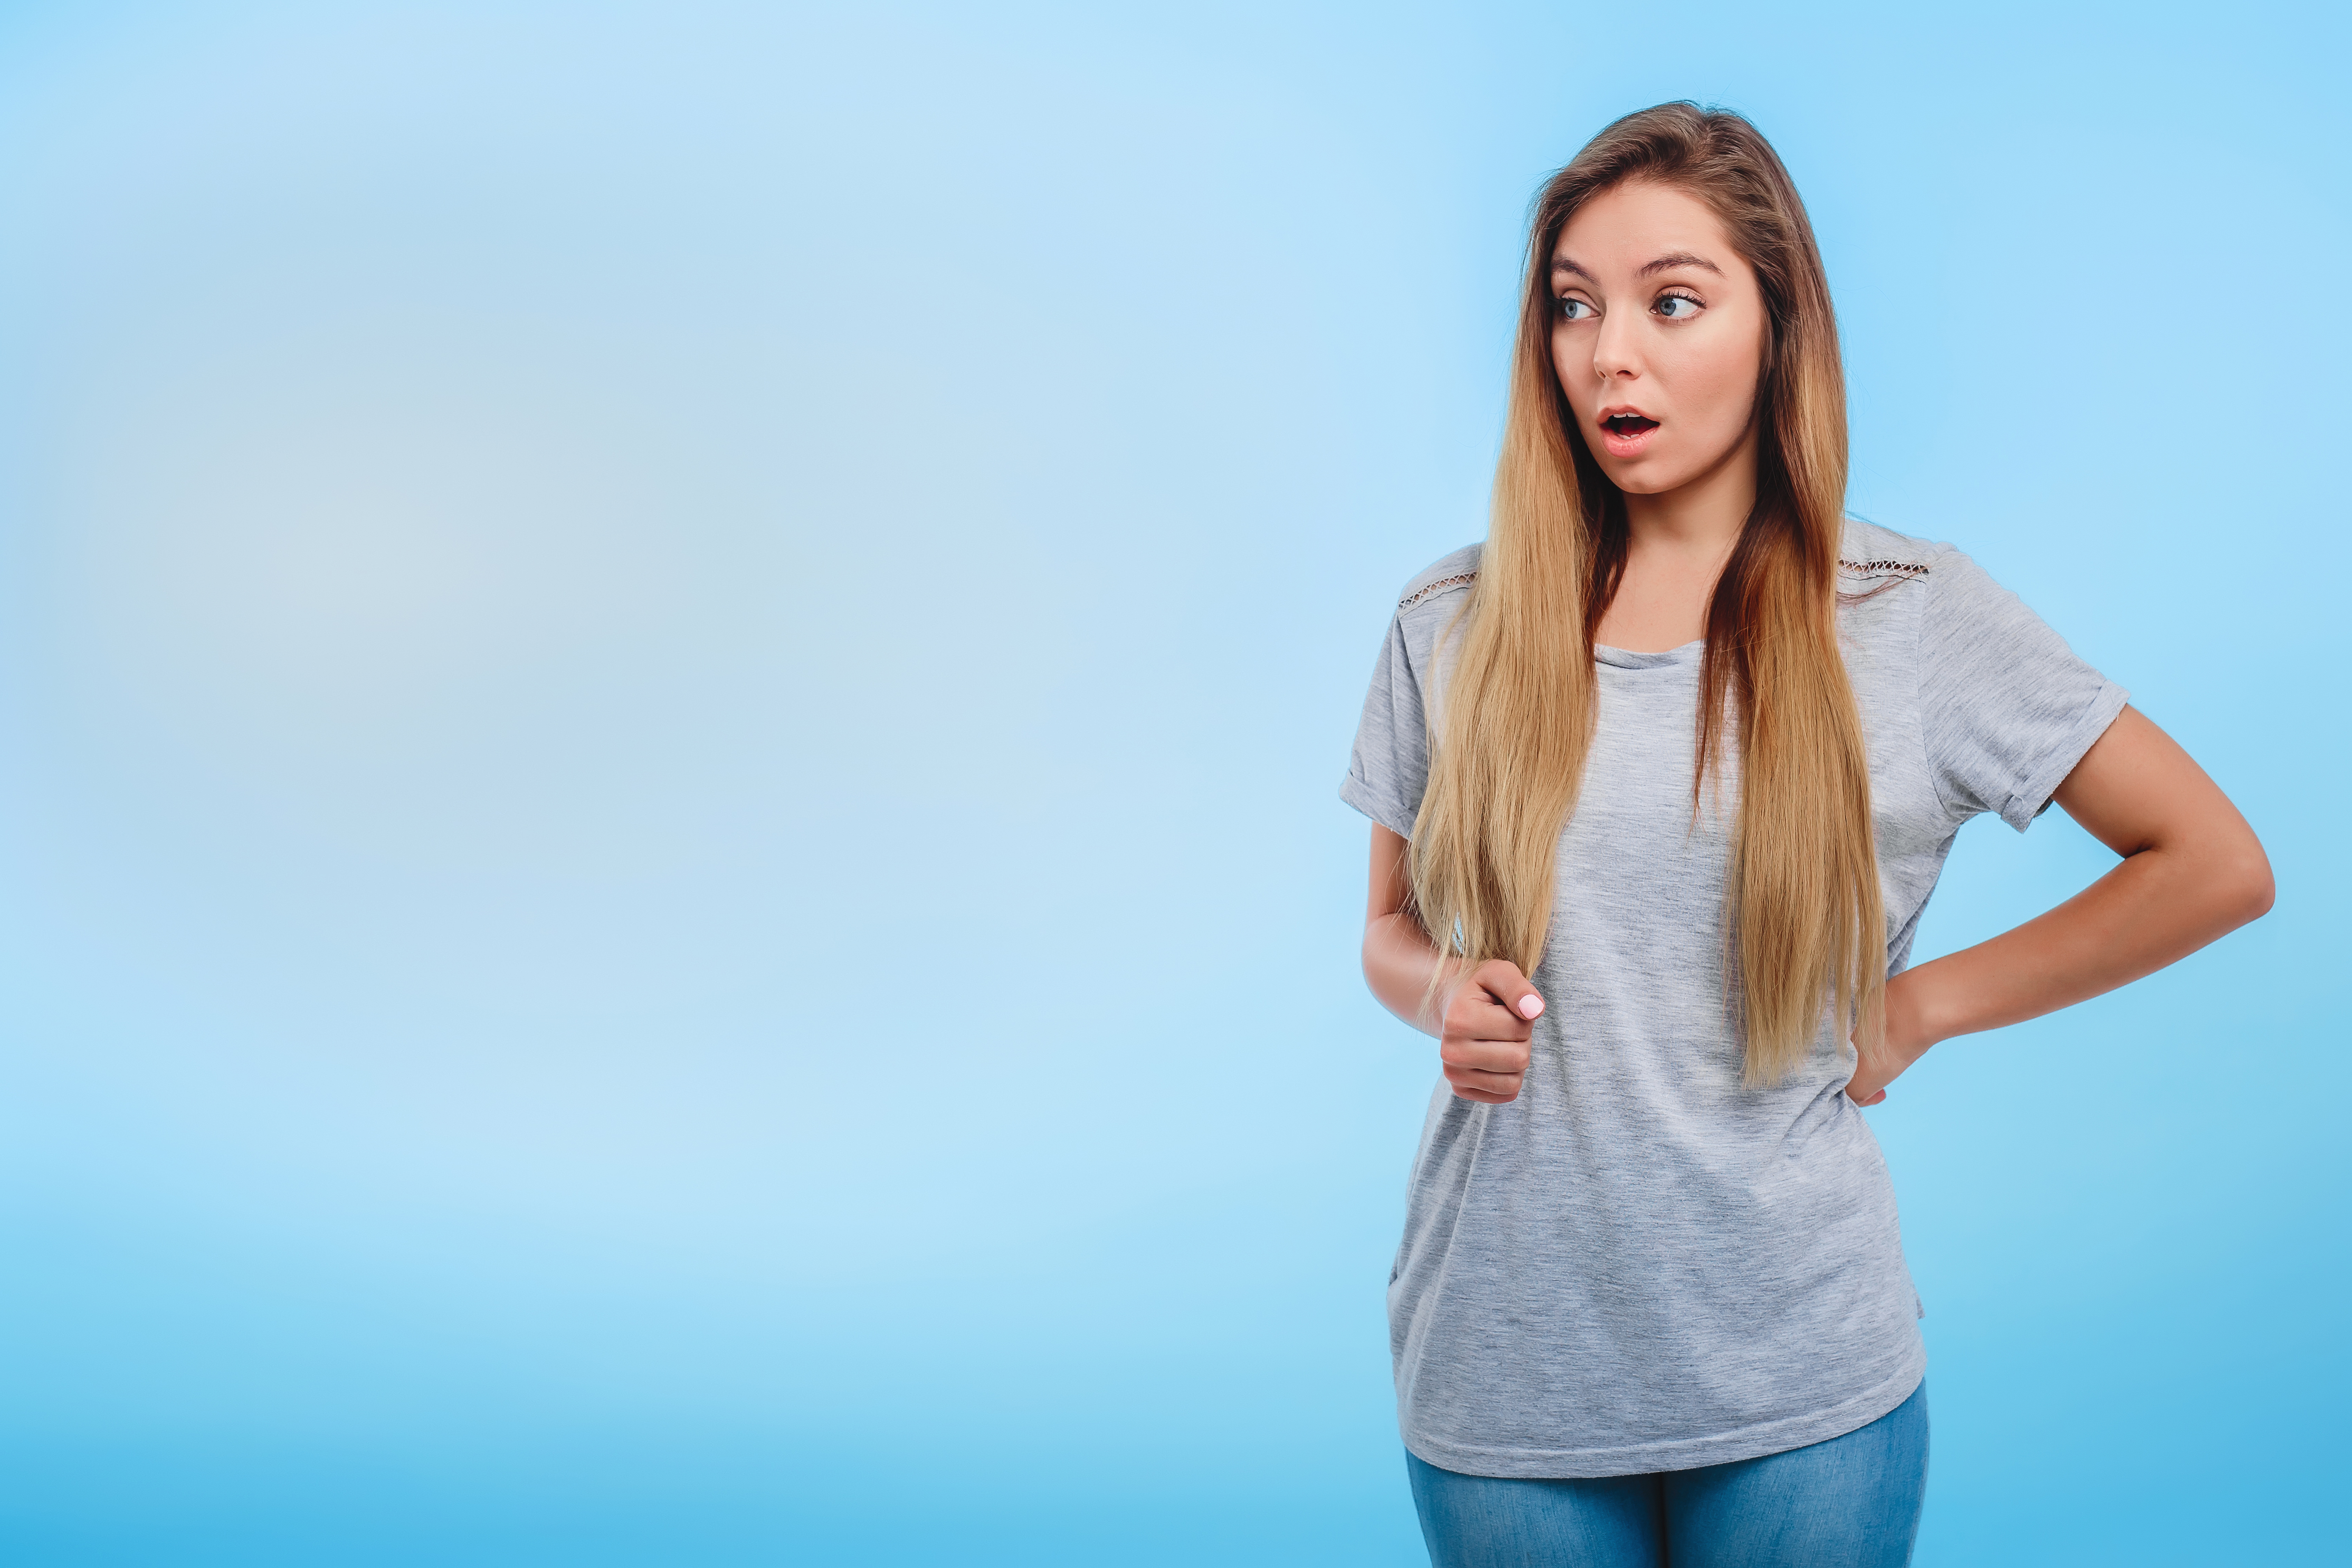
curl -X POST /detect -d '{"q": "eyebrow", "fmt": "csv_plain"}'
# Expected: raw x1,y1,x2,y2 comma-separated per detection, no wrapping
1550,250,1725,281
1640,250,1723,277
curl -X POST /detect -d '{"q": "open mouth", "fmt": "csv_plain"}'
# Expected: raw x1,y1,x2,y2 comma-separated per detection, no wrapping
1602,414,1660,436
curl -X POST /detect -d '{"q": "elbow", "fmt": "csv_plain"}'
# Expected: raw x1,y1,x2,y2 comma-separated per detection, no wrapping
2219,840,2276,928
1360,919,1394,992
2239,861,2276,926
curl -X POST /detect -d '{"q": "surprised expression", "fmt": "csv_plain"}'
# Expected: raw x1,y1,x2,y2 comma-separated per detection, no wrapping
1548,181,1771,498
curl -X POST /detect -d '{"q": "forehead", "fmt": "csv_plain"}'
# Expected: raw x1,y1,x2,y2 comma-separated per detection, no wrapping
1552,181,1738,273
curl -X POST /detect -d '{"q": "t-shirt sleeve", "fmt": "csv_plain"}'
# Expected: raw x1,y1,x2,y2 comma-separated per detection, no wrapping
1339,610,1430,840
1919,549,2130,832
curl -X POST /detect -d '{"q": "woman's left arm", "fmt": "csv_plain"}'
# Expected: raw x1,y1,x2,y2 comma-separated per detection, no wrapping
1849,705,2274,1104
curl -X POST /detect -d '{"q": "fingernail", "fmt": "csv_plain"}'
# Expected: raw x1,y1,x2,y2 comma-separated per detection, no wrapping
1518,995,1544,1020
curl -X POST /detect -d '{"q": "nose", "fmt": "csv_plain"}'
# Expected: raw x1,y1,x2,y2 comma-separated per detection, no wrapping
1592,312,1641,388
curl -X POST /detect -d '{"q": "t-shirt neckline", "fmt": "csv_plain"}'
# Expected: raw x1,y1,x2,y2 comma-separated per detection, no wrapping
1594,638,1703,670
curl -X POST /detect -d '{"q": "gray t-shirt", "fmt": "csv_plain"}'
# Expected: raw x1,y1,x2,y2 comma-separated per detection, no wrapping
1340,518,2128,1478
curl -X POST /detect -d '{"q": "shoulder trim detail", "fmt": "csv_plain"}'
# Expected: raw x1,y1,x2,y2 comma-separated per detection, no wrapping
1835,556,1929,605
1401,571,1477,610
1837,556,1930,580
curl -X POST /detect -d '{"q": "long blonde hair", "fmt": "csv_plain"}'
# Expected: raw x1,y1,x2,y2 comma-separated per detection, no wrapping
1408,103,1884,1087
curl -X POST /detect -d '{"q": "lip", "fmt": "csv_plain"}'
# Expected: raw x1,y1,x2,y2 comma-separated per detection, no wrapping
1596,403,1661,459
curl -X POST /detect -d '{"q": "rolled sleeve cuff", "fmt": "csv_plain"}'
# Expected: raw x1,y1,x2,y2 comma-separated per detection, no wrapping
2002,680,2131,833
1340,772,1418,841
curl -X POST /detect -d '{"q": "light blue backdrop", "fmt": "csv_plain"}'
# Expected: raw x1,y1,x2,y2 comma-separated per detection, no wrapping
0,3,2341,1563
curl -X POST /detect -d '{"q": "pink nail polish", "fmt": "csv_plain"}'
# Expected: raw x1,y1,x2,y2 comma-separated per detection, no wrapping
1518,995,1544,1020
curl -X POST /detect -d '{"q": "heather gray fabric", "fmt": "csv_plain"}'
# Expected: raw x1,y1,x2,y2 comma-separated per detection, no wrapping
1340,519,2128,1478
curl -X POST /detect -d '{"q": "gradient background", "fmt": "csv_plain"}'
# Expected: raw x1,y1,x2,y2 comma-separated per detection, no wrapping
0,3,2343,1563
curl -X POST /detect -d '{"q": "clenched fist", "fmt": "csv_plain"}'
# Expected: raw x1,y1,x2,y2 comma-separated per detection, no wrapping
1437,959,1545,1104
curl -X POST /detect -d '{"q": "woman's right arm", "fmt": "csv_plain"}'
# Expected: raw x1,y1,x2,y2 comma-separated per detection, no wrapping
1363,823,1548,1104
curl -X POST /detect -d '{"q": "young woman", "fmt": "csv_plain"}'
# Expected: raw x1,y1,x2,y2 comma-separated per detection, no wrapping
1340,103,2272,1568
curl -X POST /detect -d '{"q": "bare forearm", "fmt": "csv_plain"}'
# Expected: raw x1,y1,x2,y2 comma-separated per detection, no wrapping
1891,837,2272,1052
1363,911,1458,1037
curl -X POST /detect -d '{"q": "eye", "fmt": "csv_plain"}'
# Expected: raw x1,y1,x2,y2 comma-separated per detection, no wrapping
1555,296,1597,323
1655,292,1703,320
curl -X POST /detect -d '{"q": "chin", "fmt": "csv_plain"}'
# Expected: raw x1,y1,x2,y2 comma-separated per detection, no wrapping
1604,463,1679,496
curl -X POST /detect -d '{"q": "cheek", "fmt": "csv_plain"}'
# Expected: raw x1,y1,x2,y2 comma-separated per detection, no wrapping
1665,330,1761,429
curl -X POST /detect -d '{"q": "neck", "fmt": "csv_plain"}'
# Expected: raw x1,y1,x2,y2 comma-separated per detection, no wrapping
1588,427,1764,653
1620,426,1760,561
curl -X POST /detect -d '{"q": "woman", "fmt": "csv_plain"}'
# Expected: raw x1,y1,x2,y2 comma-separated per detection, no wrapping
1340,103,2271,1567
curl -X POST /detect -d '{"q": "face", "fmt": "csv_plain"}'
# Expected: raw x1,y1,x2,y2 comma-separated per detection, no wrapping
1548,180,1770,496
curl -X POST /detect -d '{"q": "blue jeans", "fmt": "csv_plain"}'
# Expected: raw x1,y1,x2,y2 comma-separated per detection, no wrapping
1406,1380,1928,1568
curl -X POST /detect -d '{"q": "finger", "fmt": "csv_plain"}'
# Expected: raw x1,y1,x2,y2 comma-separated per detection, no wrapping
1475,961,1546,1022
1447,994,1533,1043
1442,1037,1531,1073
1446,1069,1524,1102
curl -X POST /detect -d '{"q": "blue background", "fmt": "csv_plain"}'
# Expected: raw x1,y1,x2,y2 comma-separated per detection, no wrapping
0,3,2342,1562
